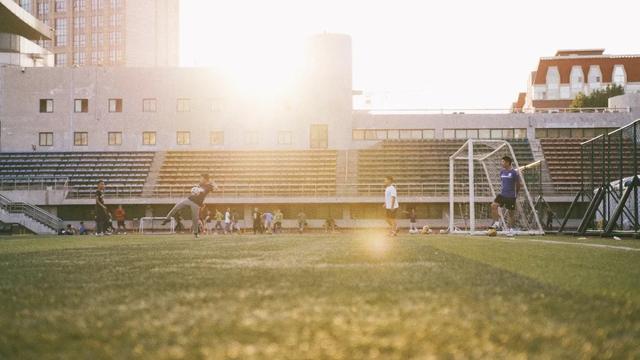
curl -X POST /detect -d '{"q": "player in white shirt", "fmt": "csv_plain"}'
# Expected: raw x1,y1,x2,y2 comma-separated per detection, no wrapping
383,176,399,236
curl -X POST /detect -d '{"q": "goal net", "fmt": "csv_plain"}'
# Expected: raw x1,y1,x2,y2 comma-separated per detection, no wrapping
138,217,176,235
448,139,544,235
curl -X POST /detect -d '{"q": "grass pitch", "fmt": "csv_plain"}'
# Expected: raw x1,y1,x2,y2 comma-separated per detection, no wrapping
1,233,639,359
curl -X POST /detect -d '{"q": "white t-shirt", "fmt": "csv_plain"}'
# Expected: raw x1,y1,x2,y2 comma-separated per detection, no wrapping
224,211,231,223
385,185,399,209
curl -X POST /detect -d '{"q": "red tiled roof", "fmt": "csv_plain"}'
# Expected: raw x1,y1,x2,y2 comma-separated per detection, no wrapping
533,56,640,85
512,92,526,109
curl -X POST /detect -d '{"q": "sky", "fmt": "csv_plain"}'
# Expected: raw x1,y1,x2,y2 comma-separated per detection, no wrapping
180,0,640,109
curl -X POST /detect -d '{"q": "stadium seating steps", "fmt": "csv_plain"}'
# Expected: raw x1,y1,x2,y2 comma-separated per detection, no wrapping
155,150,338,196
0,152,154,196
357,139,535,185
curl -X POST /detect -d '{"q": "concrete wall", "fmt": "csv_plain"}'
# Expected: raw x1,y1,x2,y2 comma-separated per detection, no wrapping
125,0,180,67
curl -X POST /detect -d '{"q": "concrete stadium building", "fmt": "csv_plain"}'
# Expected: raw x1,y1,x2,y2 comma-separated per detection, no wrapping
0,30,639,233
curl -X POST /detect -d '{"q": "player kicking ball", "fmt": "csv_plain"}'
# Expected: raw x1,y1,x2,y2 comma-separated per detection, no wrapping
490,156,520,236
162,174,218,238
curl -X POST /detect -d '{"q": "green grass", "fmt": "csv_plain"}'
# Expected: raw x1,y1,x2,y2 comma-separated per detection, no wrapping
1,233,639,359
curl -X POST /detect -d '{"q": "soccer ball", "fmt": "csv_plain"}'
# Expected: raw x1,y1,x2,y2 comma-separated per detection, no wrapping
191,186,203,195
420,225,432,235
487,228,498,237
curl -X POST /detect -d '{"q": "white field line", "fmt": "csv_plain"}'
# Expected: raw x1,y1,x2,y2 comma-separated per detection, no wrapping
489,237,640,252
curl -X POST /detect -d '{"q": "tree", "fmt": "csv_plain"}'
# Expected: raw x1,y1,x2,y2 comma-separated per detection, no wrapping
571,84,625,108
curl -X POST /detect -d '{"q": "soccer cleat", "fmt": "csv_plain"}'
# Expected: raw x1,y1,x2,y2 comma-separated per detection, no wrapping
194,233,200,238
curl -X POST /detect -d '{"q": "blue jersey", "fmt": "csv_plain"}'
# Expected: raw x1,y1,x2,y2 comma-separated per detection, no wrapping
500,168,519,198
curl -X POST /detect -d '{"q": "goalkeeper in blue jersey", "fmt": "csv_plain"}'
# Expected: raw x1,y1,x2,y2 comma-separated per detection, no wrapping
490,156,520,232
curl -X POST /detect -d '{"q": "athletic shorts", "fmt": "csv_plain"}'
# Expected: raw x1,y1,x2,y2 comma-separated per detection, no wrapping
494,195,516,211
385,209,398,220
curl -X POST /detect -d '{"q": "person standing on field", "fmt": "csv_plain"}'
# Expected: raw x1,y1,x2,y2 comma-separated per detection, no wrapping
114,205,127,234
95,180,109,236
383,176,399,236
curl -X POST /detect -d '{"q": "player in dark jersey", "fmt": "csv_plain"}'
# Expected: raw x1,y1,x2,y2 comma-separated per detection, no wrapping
95,180,108,236
491,156,520,232
162,174,218,238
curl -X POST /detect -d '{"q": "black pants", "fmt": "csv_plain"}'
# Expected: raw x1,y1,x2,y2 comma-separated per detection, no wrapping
96,208,107,234
253,218,262,234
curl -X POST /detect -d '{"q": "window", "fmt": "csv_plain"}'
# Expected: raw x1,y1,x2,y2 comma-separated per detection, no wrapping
502,129,514,139
142,98,157,112
73,34,85,47
108,132,122,145
55,0,66,12
570,66,584,94
73,52,85,65
210,98,223,112
310,124,328,149
73,16,85,30
514,129,527,139
278,131,292,145
74,99,88,113
588,65,602,85
39,99,54,113
454,129,467,139
443,129,455,139
176,98,191,112
142,132,156,145
55,18,67,46
613,65,626,85
210,131,224,145
376,130,388,140
39,132,53,146
364,130,376,140
245,131,259,145
55,53,67,66
73,132,88,146
490,129,503,139
92,0,103,10
176,131,190,145
422,129,435,139
399,130,413,139
73,0,85,10
546,66,560,99
352,129,365,140
387,129,399,140
478,129,491,139
108,98,122,112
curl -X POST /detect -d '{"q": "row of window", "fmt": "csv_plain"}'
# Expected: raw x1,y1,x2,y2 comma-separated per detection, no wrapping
443,128,527,140
55,49,123,66
353,129,436,141
352,128,528,141
40,0,124,13
38,98,223,113
37,131,305,147
535,128,617,139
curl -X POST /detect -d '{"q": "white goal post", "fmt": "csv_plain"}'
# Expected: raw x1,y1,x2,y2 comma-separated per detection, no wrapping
448,139,544,235
138,217,176,234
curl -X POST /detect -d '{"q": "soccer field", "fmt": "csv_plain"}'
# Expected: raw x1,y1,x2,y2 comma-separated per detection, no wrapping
1,233,639,359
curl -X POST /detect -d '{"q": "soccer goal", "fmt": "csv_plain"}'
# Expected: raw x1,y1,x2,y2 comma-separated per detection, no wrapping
138,217,176,235
448,139,544,235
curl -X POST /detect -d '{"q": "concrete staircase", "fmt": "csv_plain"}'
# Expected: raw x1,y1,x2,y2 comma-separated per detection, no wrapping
0,193,62,235
335,150,358,195
525,138,556,195
141,151,166,197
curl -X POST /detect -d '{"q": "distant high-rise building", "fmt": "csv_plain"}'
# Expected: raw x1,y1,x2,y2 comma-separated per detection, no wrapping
14,0,179,67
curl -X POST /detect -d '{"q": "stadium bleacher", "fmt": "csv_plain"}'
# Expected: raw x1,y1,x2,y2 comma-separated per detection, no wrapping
357,139,535,192
155,150,338,196
540,138,635,186
0,152,154,197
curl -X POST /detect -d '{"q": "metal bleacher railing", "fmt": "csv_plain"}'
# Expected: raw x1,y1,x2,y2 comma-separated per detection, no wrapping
0,193,64,231
63,182,582,199
0,176,69,191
